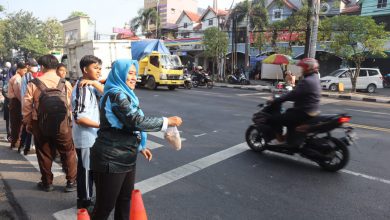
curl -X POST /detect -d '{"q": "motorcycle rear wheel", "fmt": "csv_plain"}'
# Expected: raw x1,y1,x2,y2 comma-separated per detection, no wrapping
318,138,349,172
245,125,266,152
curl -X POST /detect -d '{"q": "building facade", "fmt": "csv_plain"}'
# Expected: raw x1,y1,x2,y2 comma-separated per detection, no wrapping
144,0,198,29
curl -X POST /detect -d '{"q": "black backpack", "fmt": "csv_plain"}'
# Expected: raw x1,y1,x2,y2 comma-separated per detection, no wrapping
32,78,70,137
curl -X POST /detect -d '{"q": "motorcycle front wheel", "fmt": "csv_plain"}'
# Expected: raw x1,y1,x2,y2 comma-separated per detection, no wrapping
318,137,349,172
192,80,199,88
185,81,192,89
245,125,266,152
206,81,214,89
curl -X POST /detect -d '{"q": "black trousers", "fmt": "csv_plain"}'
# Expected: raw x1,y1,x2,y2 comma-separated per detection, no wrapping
91,168,136,220
76,148,93,203
20,126,32,150
269,108,313,147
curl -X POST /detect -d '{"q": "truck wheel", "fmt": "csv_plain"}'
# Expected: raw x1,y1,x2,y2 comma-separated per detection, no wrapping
146,77,157,90
168,85,176,90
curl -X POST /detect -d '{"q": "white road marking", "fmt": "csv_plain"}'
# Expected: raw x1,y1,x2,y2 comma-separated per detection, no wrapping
149,131,187,141
345,108,390,116
237,92,270,96
147,140,163,150
23,154,63,177
194,133,207,138
264,151,390,185
53,142,390,219
134,143,248,194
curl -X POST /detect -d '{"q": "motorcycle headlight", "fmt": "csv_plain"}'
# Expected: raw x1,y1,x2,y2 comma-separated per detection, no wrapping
160,74,167,80
179,75,184,80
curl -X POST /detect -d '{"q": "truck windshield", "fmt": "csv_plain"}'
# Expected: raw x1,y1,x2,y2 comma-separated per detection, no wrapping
160,55,183,70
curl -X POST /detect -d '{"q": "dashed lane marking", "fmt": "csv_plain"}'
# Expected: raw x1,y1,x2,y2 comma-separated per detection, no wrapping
345,108,390,116
346,123,390,133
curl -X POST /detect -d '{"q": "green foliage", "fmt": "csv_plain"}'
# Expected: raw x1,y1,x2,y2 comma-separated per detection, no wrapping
130,8,158,37
67,11,89,19
203,27,228,59
321,15,389,92
41,18,64,50
0,5,4,12
0,10,64,59
232,0,269,31
19,34,49,57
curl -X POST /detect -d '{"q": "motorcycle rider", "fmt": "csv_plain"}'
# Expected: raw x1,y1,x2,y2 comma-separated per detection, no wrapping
267,58,321,147
193,66,206,83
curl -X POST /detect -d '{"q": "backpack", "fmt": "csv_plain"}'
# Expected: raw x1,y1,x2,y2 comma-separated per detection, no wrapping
32,78,70,137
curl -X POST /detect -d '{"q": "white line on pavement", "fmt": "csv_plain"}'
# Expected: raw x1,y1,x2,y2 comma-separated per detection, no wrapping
194,133,207,138
149,131,187,141
237,92,270,96
264,151,390,186
147,140,163,150
54,142,390,219
23,154,63,177
345,108,390,116
134,143,248,194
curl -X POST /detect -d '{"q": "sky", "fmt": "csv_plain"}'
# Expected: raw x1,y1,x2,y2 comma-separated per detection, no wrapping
0,0,239,34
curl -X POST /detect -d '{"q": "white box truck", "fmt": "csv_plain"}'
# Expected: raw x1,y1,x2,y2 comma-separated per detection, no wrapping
61,40,132,81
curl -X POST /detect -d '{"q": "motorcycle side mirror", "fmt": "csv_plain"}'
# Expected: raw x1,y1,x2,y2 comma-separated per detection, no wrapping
258,103,264,107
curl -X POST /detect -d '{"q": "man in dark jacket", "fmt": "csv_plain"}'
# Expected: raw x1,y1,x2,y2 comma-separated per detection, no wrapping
268,58,321,147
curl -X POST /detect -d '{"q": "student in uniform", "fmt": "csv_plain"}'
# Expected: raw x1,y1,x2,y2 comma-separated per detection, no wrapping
71,55,103,209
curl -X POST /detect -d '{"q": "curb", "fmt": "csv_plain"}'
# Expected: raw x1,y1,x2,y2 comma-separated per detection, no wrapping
215,84,390,104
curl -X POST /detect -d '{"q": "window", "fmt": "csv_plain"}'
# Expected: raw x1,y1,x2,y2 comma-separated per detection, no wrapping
358,70,368,77
368,70,379,76
272,9,283,21
339,72,350,78
150,56,159,67
184,23,188,28
208,19,213,26
377,0,387,8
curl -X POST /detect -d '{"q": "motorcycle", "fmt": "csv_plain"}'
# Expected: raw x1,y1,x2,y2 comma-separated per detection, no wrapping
245,102,355,172
227,71,250,85
183,73,192,89
191,72,214,89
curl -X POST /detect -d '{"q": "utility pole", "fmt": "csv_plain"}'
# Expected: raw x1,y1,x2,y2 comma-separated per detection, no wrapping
304,0,320,58
156,0,160,39
245,14,250,78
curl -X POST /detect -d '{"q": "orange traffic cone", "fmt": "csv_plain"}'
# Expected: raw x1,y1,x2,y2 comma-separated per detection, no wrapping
77,208,90,220
130,189,148,220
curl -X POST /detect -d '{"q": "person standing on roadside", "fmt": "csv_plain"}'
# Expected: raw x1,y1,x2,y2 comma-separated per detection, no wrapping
8,61,28,149
90,59,182,220
71,55,103,210
19,58,41,155
23,54,77,192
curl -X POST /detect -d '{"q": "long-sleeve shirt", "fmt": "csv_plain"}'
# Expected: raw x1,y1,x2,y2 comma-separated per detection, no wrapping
22,71,73,127
91,91,167,173
7,74,22,101
274,73,321,116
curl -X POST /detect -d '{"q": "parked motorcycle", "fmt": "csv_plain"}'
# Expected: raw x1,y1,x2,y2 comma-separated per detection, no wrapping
192,72,214,89
227,71,250,85
245,102,355,172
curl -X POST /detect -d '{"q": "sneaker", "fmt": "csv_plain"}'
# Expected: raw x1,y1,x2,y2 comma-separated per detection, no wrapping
23,149,30,155
18,145,24,154
267,139,286,146
37,182,54,192
64,181,77,193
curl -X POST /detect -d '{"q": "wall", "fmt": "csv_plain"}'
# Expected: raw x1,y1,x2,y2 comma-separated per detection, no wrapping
361,0,390,16
201,10,218,31
62,16,91,45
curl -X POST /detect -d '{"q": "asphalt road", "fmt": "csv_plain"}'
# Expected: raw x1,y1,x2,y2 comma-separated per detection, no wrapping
0,86,389,220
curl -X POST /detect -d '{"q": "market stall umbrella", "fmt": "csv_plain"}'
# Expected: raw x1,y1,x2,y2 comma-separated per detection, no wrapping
262,54,296,80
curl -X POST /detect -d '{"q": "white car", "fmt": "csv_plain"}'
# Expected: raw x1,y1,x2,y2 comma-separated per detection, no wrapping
320,68,383,93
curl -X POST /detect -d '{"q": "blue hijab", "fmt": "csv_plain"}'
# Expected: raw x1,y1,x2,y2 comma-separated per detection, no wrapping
102,59,147,151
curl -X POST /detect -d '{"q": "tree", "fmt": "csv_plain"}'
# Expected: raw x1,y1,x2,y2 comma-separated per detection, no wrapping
130,8,158,38
41,18,64,51
19,34,49,57
2,10,41,55
232,0,269,71
0,5,4,13
203,27,228,80
67,11,89,19
321,16,389,92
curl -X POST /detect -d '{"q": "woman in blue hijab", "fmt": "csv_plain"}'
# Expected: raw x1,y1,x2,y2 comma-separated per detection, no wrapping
90,59,182,220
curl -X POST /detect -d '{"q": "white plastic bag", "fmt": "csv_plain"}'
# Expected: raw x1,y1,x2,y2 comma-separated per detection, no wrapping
164,126,182,150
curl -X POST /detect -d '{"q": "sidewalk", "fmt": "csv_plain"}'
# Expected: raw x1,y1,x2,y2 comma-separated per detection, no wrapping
214,82,390,104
